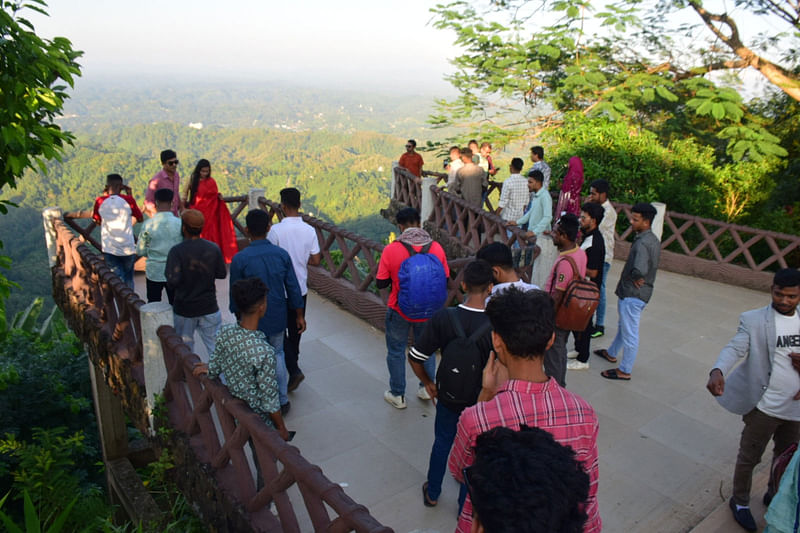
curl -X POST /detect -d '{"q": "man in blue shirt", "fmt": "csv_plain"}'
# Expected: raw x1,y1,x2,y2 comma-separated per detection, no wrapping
509,170,552,237
230,209,305,416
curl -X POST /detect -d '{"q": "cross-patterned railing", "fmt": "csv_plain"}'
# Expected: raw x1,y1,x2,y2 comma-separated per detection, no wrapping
53,218,145,364
612,203,800,290
428,186,537,256
158,325,392,533
393,166,421,210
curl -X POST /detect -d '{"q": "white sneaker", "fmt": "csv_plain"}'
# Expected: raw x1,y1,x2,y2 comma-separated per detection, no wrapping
567,350,579,360
417,386,431,401
567,360,590,370
384,390,407,409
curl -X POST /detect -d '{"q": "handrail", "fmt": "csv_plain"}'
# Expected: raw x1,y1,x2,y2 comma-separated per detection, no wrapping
158,325,392,533
50,211,393,532
63,209,103,251
393,166,421,211
428,186,537,256
53,219,144,364
221,195,249,236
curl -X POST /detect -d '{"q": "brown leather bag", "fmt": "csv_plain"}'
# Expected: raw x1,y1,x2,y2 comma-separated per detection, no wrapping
549,255,600,331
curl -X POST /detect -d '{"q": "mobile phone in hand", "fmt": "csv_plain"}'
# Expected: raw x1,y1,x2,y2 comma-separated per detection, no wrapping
287,431,296,442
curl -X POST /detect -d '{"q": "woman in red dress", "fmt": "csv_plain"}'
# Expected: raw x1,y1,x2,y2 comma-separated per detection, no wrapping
555,156,585,217
184,159,238,263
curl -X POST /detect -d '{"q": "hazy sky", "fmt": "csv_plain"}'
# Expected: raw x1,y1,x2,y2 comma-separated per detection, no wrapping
29,0,461,93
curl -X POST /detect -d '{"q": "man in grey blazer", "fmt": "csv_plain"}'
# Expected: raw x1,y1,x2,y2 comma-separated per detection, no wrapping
707,268,800,532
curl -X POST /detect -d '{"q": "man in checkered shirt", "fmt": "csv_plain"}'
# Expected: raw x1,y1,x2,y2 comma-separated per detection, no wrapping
495,158,529,223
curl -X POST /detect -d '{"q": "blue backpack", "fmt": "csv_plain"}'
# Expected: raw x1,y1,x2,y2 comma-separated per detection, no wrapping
396,241,448,320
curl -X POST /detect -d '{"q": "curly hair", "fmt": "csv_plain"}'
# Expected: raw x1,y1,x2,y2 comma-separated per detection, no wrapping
231,277,269,314
485,286,554,358
468,425,590,533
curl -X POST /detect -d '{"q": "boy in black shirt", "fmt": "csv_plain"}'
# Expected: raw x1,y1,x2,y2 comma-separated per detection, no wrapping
166,209,227,360
569,203,606,370
408,260,494,510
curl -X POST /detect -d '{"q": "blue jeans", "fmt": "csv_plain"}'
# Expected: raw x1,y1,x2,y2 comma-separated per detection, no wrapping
607,297,646,374
266,332,289,406
596,261,611,327
385,308,434,396
174,311,221,361
427,402,468,507
103,253,135,289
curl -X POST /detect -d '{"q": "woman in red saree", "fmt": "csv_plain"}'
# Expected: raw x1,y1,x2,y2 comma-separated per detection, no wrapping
555,156,585,217
184,159,238,263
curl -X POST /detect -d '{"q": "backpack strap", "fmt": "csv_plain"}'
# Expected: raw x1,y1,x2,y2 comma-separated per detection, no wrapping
448,307,466,339
467,318,493,343
400,241,416,257
548,253,580,295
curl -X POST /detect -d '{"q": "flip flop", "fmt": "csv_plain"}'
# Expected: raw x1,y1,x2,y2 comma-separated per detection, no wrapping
593,349,617,364
601,369,631,381
422,481,437,507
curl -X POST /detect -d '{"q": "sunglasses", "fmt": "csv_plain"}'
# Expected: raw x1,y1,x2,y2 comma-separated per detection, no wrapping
166,159,179,166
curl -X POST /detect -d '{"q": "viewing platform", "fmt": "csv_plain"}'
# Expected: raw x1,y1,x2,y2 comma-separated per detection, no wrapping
45,175,800,532
133,262,765,532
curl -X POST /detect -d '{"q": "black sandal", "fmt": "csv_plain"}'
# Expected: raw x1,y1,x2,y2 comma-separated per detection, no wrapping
593,349,617,364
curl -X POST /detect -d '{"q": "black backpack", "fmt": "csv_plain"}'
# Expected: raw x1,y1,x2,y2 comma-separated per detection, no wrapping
436,308,492,411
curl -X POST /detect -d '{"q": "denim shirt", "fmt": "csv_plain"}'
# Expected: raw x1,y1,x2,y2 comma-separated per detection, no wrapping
229,239,304,335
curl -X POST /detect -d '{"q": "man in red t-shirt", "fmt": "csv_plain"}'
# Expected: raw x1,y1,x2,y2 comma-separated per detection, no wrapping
377,207,449,409
544,213,587,386
398,139,424,179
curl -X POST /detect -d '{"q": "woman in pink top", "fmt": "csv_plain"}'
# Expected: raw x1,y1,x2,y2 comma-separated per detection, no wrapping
555,156,585,217
184,159,239,263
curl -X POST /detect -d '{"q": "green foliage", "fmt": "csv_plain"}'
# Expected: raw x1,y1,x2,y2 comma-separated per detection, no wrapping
429,0,795,162
0,428,110,531
544,114,780,222
0,490,83,533
0,330,96,449
0,0,82,212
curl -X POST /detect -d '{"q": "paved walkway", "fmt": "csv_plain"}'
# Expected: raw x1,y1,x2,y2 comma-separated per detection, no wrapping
136,261,771,532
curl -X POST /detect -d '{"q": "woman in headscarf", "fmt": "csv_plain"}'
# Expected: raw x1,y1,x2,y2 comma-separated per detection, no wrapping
555,156,584,217
184,159,238,263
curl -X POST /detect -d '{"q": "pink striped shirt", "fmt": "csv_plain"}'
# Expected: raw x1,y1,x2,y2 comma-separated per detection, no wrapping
449,377,601,533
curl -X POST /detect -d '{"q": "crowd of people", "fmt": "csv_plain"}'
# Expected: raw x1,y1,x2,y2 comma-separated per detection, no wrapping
87,141,800,532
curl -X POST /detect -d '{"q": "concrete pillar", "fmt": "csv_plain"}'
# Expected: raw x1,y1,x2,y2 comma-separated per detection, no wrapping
531,234,559,289
248,188,265,211
390,162,398,200
420,176,436,221
42,207,63,267
652,202,666,241
140,301,174,435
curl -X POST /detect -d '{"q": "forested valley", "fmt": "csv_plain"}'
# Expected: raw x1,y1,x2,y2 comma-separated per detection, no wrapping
1,84,440,317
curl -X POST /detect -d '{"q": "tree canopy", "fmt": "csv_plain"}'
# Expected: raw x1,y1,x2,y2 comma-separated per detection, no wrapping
0,0,82,212
429,0,797,162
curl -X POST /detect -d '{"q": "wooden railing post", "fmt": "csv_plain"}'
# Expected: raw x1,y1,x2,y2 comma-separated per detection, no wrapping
42,207,63,268
88,356,128,461
140,301,174,435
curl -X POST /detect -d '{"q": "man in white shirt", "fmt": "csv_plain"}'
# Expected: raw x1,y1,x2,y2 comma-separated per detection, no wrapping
445,146,465,190
91,173,143,288
707,268,800,532
267,188,322,392
495,158,529,224
588,179,618,338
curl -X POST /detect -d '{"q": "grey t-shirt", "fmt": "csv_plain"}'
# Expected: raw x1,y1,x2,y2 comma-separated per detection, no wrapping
615,229,660,303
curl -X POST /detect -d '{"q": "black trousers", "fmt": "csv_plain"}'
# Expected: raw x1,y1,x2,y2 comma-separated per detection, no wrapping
284,294,307,377
146,278,174,305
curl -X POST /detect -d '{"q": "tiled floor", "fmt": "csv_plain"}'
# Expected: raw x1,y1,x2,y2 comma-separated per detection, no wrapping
136,260,772,532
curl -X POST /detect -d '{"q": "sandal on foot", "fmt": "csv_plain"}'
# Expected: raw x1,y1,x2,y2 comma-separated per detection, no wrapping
601,369,631,381
593,349,617,363
422,482,438,507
